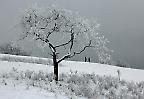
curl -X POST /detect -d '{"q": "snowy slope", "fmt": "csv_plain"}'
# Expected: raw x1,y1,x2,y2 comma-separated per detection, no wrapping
0,54,53,65
0,83,68,99
0,54,144,99
0,54,143,82
0,79,88,99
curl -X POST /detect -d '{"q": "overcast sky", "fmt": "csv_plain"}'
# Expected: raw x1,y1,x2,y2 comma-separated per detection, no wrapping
0,0,144,69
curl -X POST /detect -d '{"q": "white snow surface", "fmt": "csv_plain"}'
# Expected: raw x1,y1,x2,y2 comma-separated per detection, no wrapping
0,54,144,99
0,56,143,82
0,79,75,99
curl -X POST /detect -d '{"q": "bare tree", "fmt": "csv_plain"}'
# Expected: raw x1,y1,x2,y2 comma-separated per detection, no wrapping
20,6,111,81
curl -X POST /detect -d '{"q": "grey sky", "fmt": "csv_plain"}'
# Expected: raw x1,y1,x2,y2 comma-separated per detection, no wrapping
0,0,144,68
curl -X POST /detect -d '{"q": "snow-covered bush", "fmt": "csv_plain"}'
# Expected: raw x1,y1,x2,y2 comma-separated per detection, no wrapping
1,69,144,99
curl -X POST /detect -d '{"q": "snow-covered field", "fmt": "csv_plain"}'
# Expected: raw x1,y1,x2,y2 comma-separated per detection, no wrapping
0,54,144,99
0,81,69,99
0,54,144,82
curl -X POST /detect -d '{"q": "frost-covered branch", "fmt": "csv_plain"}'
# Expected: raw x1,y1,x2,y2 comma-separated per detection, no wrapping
57,53,71,63
70,40,94,58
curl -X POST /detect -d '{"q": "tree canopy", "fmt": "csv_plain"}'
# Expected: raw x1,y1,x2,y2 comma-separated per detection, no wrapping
21,6,111,64
20,6,112,80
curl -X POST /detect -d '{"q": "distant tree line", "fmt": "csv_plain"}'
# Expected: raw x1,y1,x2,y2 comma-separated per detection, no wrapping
0,42,31,56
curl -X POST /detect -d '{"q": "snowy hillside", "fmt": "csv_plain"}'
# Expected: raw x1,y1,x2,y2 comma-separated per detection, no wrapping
0,82,71,99
0,54,53,65
0,54,144,99
0,54,143,82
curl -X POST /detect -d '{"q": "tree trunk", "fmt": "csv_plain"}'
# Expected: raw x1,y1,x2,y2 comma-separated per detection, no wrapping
53,52,58,81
